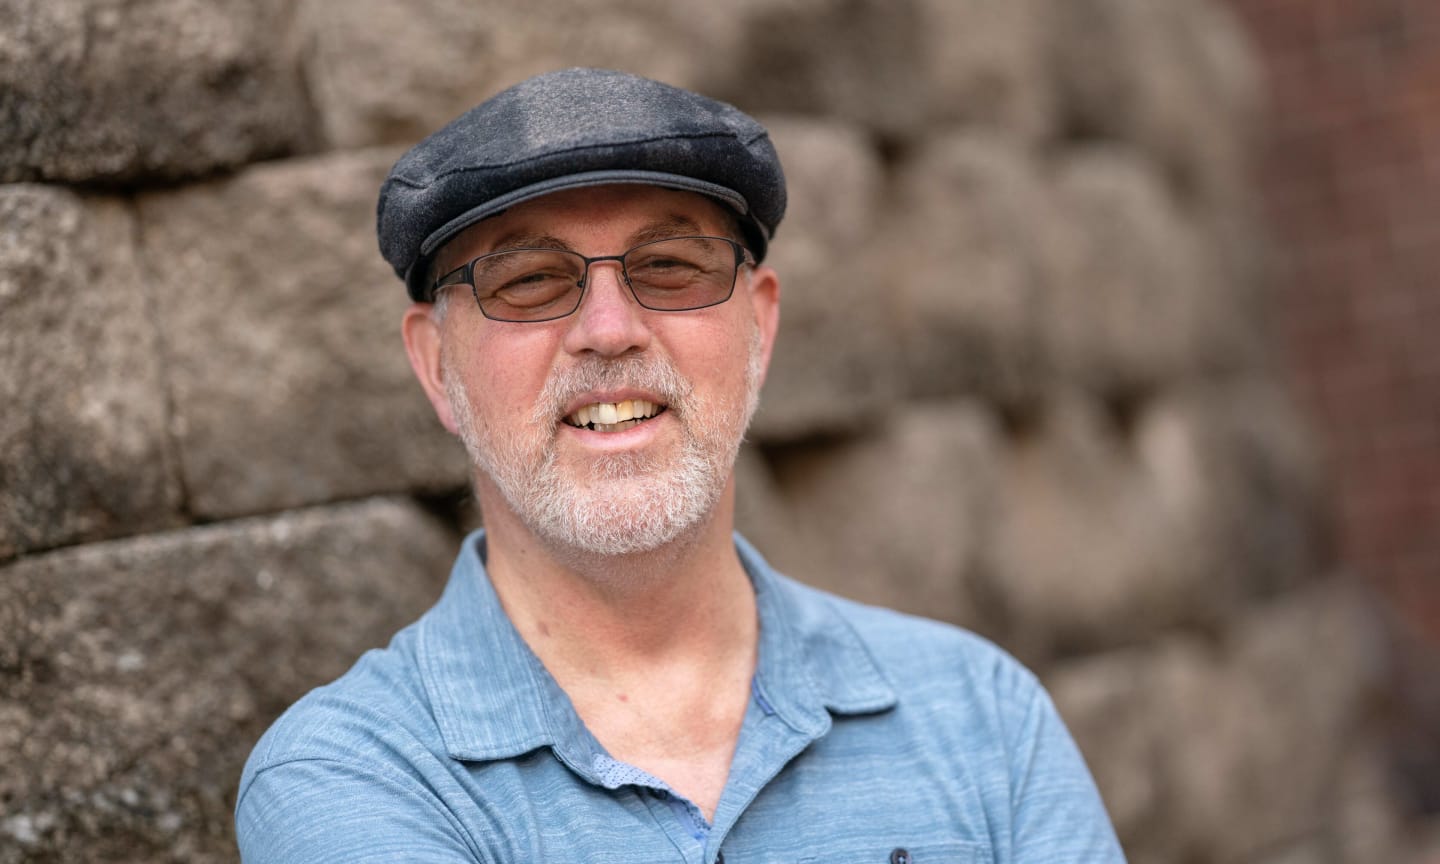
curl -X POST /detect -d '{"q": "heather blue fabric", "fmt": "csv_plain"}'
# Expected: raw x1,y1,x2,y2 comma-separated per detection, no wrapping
376,68,787,301
236,533,1126,863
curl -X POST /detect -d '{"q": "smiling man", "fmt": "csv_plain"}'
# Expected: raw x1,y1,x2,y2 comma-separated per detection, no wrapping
235,68,1126,863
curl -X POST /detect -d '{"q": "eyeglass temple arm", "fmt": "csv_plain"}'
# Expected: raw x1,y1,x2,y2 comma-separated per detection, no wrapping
430,263,472,301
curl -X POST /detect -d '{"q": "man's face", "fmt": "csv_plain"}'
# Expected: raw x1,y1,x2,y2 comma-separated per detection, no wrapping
405,185,780,557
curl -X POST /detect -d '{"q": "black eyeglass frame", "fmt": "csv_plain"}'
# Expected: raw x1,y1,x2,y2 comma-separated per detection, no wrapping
432,235,756,323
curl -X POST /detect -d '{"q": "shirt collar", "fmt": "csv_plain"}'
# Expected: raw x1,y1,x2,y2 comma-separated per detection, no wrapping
417,530,897,771
735,534,897,734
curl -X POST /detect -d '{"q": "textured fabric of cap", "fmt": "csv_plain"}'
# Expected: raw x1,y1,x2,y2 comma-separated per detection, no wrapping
377,68,787,302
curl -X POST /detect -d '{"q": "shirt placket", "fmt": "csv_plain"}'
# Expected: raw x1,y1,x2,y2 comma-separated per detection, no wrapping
698,685,832,864
637,785,711,864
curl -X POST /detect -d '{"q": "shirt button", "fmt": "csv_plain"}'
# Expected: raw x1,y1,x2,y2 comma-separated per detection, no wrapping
890,849,911,864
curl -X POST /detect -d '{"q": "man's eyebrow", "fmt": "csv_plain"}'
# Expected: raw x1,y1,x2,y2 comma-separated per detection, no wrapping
629,216,708,245
486,232,571,253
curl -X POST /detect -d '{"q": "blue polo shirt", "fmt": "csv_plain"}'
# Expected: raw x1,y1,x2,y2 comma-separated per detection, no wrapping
236,532,1125,863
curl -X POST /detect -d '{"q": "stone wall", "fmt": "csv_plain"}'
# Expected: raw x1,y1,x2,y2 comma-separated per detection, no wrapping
0,1,1413,861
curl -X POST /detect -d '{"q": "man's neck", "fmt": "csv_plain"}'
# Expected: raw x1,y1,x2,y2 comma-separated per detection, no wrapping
477,483,756,675
473,482,758,820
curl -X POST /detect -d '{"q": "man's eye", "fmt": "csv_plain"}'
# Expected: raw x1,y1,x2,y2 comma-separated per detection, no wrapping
629,257,707,289
492,273,574,307
510,271,565,286
632,255,699,271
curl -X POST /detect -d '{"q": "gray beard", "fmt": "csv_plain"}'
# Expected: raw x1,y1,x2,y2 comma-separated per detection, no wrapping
443,330,763,557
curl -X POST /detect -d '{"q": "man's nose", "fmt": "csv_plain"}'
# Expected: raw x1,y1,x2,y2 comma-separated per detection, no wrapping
561,260,653,357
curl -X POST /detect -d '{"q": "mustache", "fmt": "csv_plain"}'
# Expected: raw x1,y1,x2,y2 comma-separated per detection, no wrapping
532,354,694,424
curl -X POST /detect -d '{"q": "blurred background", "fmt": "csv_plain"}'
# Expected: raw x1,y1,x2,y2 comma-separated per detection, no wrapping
1,0,1436,861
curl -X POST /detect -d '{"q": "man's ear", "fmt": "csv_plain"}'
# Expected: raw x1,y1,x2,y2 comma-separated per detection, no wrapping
745,264,781,388
401,304,460,435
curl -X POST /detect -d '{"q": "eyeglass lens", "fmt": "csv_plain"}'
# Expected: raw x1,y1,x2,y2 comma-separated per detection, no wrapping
470,236,741,322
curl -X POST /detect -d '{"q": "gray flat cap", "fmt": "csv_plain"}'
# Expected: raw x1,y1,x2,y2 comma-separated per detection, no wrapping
377,67,787,302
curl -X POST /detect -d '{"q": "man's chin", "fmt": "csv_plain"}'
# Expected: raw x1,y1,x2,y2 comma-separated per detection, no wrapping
584,450,668,481
518,461,723,558
535,498,698,558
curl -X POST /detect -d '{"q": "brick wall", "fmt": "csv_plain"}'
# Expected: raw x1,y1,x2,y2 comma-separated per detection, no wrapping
1223,0,1440,813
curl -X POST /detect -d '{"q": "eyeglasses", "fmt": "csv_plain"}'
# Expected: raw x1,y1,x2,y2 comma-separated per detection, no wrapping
433,235,755,323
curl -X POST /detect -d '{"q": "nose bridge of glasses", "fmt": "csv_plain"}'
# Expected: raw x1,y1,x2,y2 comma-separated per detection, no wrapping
571,252,645,324
578,252,632,289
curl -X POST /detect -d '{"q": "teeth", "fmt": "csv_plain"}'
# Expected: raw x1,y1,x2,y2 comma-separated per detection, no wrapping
566,399,662,429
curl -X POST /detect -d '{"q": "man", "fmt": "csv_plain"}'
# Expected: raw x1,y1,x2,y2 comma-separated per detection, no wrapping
236,68,1125,863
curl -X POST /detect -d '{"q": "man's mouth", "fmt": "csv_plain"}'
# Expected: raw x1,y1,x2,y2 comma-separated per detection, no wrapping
563,399,666,433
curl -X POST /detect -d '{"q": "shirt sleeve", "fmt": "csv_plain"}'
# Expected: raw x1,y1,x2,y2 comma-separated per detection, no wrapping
1001,664,1128,863
236,757,483,864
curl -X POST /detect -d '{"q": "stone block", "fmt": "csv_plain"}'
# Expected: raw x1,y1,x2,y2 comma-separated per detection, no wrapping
1135,381,1321,600
1046,583,1381,864
717,0,930,139
884,132,1062,407
0,497,456,863
297,0,752,148
749,117,902,443
983,381,1316,661
1043,647,1166,858
1322,740,1415,864
1045,147,1247,395
0,185,182,560
1254,741,1414,864
982,396,1231,662
1213,584,1384,859
914,0,1056,141
1149,587,1378,862
135,150,471,520
1050,0,1262,212
769,400,1000,630
0,0,314,183
718,0,1055,141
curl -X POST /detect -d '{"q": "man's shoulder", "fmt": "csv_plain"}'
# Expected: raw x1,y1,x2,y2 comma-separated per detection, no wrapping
771,571,1042,709
233,616,495,861
239,620,438,792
